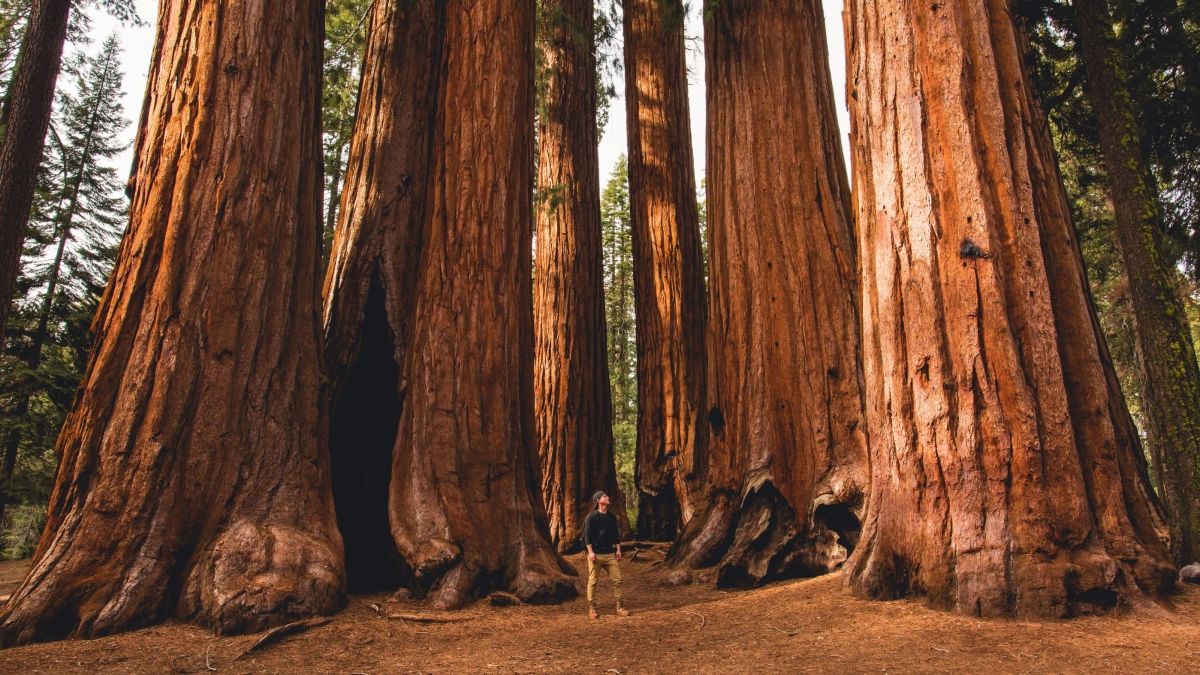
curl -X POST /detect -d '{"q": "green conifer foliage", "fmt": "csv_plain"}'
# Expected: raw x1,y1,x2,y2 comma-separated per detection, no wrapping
0,34,127,555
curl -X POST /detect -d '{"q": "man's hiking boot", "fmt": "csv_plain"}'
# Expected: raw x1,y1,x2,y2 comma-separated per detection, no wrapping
615,605,630,617
588,607,599,619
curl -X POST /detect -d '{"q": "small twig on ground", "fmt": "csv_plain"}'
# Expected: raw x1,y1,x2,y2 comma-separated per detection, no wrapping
387,612,473,623
683,610,706,629
204,646,216,671
234,617,332,660
932,647,950,653
767,625,798,637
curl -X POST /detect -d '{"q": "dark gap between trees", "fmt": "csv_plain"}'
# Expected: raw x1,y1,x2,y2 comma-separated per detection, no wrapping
330,278,406,594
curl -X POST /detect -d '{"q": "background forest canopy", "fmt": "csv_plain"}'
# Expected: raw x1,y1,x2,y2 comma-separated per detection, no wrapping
0,0,1197,561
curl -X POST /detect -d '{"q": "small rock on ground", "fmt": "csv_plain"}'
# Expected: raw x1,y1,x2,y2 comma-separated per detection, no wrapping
665,570,693,587
1180,563,1200,584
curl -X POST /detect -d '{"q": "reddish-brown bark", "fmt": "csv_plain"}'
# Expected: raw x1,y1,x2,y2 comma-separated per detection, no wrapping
0,0,71,348
321,0,442,593
844,0,1176,616
668,0,867,587
0,0,343,645
622,0,707,541
323,0,576,608
534,0,629,552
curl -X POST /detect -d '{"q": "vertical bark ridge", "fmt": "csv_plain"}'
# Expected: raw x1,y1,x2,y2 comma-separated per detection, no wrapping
844,0,1175,618
668,0,868,588
0,0,343,645
534,0,629,553
622,0,707,540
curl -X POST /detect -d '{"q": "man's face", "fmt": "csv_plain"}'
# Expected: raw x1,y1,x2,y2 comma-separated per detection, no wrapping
597,493,610,507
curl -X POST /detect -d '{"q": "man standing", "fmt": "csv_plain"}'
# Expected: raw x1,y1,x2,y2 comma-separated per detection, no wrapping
583,490,627,618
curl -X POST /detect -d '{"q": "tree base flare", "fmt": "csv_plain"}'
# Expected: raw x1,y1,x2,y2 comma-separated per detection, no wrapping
0,520,344,646
669,481,862,589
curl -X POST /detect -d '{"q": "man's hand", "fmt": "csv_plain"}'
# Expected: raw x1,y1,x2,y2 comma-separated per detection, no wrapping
615,547,622,561
587,546,596,561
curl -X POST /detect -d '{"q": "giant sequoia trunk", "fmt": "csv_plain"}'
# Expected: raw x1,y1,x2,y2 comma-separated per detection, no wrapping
0,0,344,645
0,0,70,349
534,0,629,552
1072,0,1200,566
668,0,868,587
321,0,442,593
622,0,706,541
844,0,1176,617
323,0,575,608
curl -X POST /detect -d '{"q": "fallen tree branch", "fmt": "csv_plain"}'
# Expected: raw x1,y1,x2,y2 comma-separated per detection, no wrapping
235,617,332,659
387,612,474,623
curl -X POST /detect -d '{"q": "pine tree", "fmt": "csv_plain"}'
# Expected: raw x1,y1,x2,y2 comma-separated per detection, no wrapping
0,34,127,540
321,0,371,259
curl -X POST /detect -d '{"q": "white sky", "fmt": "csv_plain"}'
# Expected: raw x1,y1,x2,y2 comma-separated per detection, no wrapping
93,0,849,192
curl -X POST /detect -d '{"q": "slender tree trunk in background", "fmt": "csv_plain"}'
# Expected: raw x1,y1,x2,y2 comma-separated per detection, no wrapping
0,0,344,645
323,136,346,254
622,0,706,541
1073,0,1200,566
668,0,868,588
326,0,576,608
844,0,1176,617
321,0,441,594
534,0,628,552
0,0,70,351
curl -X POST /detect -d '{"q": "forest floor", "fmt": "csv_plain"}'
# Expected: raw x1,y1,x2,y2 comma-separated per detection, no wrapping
0,549,1198,673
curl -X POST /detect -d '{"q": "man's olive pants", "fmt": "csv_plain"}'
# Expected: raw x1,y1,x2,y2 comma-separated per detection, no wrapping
587,553,622,608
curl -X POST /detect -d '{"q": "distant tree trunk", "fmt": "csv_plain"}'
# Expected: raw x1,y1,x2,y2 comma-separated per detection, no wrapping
844,0,1176,616
323,135,346,255
0,0,70,351
324,0,576,608
534,0,628,552
1073,0,1200,566
668,0,868,588
0,0,344,645
622,0,706,541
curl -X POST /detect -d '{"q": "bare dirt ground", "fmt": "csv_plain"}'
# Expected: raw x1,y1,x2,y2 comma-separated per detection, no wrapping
0,550,1198,673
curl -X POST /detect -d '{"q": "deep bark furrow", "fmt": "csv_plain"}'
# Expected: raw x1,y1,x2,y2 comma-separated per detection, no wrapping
844,0,1175,617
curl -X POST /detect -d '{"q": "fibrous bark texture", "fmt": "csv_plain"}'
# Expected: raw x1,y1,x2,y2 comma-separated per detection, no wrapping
534,0,629,552
323,0,576,608
0,0,343,645
622,0,706,540
844,0,1176,617
321,0,442,593
1072,0,1200,566
0,0,70,348
668,0,868,588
